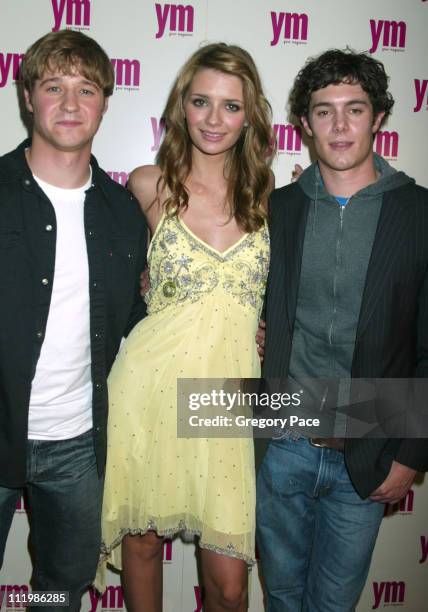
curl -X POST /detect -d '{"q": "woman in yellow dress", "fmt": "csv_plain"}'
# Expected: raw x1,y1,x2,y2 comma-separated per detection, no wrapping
98,43,273,611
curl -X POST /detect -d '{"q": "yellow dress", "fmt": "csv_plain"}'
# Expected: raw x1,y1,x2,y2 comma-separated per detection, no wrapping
98,213,269,580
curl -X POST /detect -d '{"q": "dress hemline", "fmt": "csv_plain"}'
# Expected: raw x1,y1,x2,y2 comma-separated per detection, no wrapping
100,519,256,569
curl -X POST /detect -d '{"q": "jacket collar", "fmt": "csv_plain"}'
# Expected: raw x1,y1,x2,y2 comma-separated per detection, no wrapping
0,139,104,188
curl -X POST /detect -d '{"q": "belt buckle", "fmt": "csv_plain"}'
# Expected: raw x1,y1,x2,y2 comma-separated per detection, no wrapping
309,438,328,449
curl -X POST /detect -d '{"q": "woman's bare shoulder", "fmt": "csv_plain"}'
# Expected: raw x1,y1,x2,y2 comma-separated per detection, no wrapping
128,165,162,211
128,165,166,231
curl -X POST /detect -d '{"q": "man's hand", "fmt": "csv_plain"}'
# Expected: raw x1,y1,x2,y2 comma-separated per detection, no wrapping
256,319,266,362
140,267,150,298
369,461,417,505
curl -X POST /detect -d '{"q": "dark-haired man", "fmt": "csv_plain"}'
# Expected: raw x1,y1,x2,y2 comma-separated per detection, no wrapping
0,30,146,609
256,49,428,611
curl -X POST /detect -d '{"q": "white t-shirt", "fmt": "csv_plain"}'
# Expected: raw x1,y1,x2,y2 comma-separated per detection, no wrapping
28,172,93,440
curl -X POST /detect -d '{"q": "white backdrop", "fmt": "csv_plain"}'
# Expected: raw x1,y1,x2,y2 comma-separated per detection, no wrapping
1,1,427,610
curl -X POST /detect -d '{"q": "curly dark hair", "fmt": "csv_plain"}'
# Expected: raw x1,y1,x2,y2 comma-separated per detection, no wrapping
289,48,394,123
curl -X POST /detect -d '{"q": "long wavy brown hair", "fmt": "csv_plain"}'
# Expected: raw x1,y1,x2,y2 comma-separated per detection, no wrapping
156,43,274,232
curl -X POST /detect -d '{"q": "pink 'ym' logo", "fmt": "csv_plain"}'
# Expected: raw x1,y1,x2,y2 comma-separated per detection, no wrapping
155,3,194,38
374,130,399,160
369,19,406,53
193,586,203,612
151,117,166,152
384,488,413,515
270,12,308,46
414,79,428,112
111,58,141,89
107,171,129,186
163,538,173,562
52,0,91,32
274,124,302,154
89,586,124,612
0,586,29,610
0,52,24,88
372,581,405,609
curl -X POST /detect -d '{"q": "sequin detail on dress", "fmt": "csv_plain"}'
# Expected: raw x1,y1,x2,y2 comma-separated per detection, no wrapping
146,215,269,314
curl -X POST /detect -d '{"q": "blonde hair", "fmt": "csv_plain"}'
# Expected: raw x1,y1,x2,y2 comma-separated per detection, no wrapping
21,30,114,96
157,43,274,232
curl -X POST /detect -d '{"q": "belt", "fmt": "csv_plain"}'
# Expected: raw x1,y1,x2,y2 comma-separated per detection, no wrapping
309,437,345,452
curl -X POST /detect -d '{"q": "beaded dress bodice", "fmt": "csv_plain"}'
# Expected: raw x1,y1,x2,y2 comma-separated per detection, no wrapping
145,214,269,316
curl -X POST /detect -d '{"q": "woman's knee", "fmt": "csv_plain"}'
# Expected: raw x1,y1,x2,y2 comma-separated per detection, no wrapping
123,531,164,561
206,575,248,610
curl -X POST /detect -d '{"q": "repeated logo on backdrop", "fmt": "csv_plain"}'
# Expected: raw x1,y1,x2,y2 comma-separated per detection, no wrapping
0,52,141,92
414,79,428,112
111,58,141,91
151,117,166,151
107,171,129,186
155,3,195,38
0,52,24,88
0,57,140,94
193,586,203,612
89,586,124,612
274,123,302,155
270,11,308,46
107,117,166,179
148,119,302,157
374,130,399,160
372,581,405,609
369,19,406,53
0,585,29,610
383,489,413,515
51,0,91,32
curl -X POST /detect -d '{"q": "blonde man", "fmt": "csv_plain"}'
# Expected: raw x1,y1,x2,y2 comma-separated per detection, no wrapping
0,30,147,610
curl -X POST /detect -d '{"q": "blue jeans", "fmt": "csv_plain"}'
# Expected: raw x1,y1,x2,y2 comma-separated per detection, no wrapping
0,429,103,612
256,437,384,612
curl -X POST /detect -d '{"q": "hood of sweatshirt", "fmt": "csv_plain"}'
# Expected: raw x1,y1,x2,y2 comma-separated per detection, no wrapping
297,153,414,203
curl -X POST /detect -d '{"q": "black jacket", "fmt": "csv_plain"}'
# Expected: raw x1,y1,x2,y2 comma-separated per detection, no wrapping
258,179,428,498
0,140,147,487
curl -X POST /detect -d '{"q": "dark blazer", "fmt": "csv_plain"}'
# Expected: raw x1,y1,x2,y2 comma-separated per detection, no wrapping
258,180,428,498
0,141,147,487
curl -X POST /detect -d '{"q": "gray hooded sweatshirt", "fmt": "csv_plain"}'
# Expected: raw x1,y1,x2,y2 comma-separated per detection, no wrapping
288,155,414,396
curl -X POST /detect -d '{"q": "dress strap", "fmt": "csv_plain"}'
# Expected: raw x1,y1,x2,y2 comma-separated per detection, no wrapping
147,211,167,260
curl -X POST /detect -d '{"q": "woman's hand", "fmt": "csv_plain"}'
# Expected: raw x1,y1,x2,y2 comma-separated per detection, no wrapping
291,163,304,182
140,267,150,298
256,319,266,362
